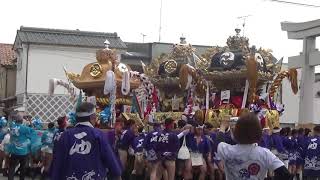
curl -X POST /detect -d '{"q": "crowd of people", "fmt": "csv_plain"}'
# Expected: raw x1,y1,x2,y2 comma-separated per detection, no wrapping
0,102,319,180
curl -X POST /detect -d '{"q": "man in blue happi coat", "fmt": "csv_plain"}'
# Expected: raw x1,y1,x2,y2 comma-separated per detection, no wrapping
7,113,35,180
50,102,122,180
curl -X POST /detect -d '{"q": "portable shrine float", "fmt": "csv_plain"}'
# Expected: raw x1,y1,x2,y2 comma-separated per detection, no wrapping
50,42,154,126
49,29,298,129
143,29,298,129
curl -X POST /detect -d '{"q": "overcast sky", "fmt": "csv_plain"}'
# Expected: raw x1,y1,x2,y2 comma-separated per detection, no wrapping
1,0,319,69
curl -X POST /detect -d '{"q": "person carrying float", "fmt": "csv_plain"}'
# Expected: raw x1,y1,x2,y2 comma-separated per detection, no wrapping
0,117,8,174
52,116,67,146
131,126,146,180
6,114,39,180
157,118,181,180
40,122,56,179
144,121,162,180
117,119,136,178
50,102,122,180
184,120,211,180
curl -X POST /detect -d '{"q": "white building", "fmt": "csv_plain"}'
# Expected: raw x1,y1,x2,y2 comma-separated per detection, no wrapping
13,27,127,121
281,63,320,125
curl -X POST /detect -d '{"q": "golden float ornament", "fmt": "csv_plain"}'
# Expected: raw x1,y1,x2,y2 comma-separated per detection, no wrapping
246,54,258,104
164,60,178,74
90,63,103,78
96,97,132,105
269,68,298,99
266,110,280,129
153,112,183,123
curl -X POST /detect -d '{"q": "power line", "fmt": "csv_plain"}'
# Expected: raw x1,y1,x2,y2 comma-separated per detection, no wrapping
266,0,320,7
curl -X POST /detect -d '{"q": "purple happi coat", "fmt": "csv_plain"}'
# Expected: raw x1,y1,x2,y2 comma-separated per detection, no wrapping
296,135,305,165
259,132,272,150
208,132,218,162
288,137,299,165
303,136,320,177
271,133,286,153
105,129,117,151
132,133,146,153
271,133,288,160
144,128,161,161
50,122,122,180
118,128,135,151
157,129,180,160
186,133,211,154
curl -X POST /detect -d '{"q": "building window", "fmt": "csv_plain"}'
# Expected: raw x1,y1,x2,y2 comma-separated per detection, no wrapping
316,91,320,98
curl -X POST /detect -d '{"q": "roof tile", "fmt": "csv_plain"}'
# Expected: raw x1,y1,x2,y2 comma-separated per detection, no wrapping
16,27,127,49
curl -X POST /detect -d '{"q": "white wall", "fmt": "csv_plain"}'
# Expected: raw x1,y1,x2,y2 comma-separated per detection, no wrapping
27,45,99,94
280,67,301,124
281,64,320,124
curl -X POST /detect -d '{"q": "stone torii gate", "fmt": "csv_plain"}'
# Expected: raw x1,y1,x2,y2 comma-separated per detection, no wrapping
281,19,320,124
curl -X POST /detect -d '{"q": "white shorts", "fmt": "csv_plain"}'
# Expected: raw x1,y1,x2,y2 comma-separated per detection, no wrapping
41,146,53,154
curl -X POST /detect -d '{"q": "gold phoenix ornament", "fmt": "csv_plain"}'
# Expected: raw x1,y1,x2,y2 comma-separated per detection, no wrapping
164,60,178,74
90,63,103,78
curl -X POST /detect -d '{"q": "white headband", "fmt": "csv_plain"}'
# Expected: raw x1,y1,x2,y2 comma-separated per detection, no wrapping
272,128,281,133
76,109,96,117
196,125,204,129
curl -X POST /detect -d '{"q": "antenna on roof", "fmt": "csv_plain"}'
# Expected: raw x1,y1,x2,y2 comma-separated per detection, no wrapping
265,0,320,7
141,33,147,43
237,15,252,36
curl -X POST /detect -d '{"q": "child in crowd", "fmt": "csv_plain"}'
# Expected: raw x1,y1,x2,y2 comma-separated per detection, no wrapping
216,112,291,180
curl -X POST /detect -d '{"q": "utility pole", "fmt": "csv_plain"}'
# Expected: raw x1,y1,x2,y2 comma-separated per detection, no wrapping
158,0,163,42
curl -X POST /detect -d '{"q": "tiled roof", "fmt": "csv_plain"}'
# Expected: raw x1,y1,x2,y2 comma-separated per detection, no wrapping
15,26,127,49
0,43,15,66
